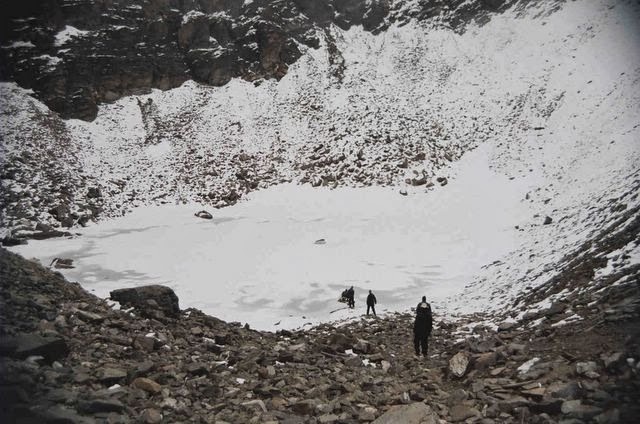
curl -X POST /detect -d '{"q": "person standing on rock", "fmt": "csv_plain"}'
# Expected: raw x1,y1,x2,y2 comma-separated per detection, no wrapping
413,296,433,357
346,286,355,309
366,290,377,316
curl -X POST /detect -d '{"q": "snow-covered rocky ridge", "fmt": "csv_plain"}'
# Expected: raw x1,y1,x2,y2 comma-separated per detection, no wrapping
0,0,525,121
1,0,639,329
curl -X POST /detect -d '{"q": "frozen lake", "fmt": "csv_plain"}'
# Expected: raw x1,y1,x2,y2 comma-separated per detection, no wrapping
9,146,533,330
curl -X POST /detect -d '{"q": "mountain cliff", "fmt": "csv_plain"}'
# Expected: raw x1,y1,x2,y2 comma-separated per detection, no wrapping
1,0,521,121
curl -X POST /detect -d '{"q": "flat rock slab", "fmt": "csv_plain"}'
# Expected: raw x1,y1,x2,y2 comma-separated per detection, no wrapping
371,402,438,424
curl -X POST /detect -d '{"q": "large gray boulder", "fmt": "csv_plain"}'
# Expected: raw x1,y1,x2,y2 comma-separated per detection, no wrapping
110,285,180,318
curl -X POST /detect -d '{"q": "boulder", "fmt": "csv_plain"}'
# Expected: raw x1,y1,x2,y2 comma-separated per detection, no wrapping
371,402,438,424
449,351,470,377
110,285,180,318
4,333,69,363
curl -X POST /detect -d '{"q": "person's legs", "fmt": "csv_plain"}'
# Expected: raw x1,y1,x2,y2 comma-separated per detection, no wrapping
413,333,421,355
372,305,376,316
366,305,371,315
421,333,430,356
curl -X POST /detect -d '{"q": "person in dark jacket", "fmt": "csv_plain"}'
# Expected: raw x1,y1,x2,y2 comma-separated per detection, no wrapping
413,296,433,356
346,286,355,308
366,290,377,316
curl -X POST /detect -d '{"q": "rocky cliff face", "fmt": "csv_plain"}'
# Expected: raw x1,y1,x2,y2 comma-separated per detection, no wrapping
0,0,520,121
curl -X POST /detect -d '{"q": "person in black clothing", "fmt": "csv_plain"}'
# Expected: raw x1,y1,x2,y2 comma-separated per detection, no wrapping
413,296,433,357
366,290,377,316
346,286,355,309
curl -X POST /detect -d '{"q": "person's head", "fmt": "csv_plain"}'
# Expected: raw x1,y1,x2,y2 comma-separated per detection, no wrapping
422,296,426,302
369,290,372,294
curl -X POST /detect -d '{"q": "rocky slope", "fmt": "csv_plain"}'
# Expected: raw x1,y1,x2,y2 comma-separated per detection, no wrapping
1,247,638,423
3,0,629,245
0,0,535,121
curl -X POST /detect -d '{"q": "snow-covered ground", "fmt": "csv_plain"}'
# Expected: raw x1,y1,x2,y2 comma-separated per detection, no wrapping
3,0,640,329
10,144,534,330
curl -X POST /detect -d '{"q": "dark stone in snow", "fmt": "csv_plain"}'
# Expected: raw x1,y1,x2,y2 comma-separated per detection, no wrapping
195,210,213,219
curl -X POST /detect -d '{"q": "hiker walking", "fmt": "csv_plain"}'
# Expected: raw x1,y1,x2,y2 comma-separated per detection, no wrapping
366,290,377,316
346,286,355,309
413,296,433,357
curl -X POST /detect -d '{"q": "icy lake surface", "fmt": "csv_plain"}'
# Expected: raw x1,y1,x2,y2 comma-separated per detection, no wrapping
11,146,533,330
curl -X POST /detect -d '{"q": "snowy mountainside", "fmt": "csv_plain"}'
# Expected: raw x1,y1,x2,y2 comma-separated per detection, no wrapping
2,0,583,239
1,0,639,327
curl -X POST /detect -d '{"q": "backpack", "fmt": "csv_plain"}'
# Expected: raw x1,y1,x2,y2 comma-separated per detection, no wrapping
416,302,432,322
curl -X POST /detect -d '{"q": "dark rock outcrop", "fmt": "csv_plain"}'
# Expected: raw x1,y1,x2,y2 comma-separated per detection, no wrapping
110,285,180,318
0,0,535,121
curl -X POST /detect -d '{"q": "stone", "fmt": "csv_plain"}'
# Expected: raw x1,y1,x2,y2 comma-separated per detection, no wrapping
52,258,75,269
318,413,339,423
110,285,180,317
327,332,355,351
521,387,546,399
561,400,603,420
344,356,362,367
550,381,582,400
99,367,128,385
8,333,69,364
594,409,620,424
506,343,527,355
133,335,156,352
543,216,553,225
576,361,598,377
530,399,563,415
132,377,161,394
242,399,268,413
78,398,125,414
195,210,213,219
450,405,481,422
498,396,530,413
75,309,105,323
359,406,378,421
542,302,566,317
141,408,163,424
291,399,318,415
448,389,468,405
475,352,498,370
186,362,208,376
602,352,625,370
497,321,517,331
449,351,470,377
371,402,438,424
